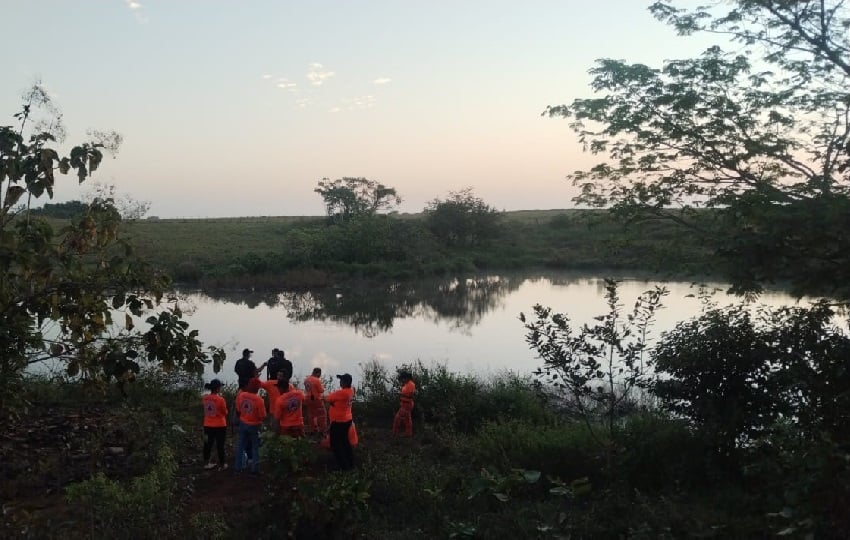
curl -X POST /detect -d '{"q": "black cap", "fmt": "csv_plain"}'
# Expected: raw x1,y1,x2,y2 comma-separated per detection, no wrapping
336,373,352,385
242,348,253,356
204,378,223,390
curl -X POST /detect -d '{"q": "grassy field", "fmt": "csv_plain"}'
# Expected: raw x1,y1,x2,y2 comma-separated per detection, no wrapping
118,209,715,287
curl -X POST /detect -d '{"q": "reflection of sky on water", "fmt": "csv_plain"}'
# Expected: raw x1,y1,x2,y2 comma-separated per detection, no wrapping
177,273,810,386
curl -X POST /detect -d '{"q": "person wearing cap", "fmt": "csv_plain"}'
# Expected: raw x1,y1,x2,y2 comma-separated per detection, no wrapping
392,370,416,438
303,367,327,435
202,379,228,470
325,373,355,470
234,348,267,390
234,377,266,473
273,373,305,438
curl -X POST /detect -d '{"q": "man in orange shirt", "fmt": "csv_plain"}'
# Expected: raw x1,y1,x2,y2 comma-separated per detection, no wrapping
303,367,327,435
260,370,285,434
392,370,416,437
234,378,266,474
274,374,306,438
325,373,355,470
202,379,228,470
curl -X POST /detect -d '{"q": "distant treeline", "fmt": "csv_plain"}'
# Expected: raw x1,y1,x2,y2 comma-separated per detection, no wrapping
29,200,88,219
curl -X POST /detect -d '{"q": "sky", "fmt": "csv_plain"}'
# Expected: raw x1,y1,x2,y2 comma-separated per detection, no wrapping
3,0,716,218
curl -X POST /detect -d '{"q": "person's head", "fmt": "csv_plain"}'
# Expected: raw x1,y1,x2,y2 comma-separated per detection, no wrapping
276,373,291,389
204,379,223,393
242,348,253,359
245,377,262,394
272,347,279,357
312,367,322,377
277,349,286,359
336,373,352,388
398,370,412,383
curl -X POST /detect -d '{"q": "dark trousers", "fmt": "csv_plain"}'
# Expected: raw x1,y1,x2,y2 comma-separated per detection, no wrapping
329,420,354,470
203,426,226,463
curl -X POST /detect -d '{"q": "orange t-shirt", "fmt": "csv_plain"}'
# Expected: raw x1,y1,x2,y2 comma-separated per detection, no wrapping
236,391,267,426
325,387,354,423
202,393,228,427
260,380,283,413
400,380,415,406
303,375,325,403
274,387,305,428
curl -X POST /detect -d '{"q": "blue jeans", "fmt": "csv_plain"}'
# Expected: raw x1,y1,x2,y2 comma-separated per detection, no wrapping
235,422,260,473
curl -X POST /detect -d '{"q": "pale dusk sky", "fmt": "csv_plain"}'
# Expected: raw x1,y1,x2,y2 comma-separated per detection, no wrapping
3,1,715,218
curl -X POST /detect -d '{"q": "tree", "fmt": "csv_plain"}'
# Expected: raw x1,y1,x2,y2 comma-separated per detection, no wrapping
0,84,222,410
84,182,152,220
521,280,667,448
546,1,850,298
424,188,502,247
314,177,401,223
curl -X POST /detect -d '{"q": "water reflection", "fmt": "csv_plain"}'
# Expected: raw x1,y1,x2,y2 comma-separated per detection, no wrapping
198,275,527,337
175,272,810,385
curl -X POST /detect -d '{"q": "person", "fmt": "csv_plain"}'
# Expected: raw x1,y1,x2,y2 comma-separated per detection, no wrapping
259,370,284,434
325,373,355,470
392,370,416,438
274,374,305,438
303,367,327,435
266,348,292,381
234,348,267,389
202,378,228,470
234,377,266,474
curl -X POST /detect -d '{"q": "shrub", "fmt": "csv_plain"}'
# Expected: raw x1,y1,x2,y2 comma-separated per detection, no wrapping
65,446,179,539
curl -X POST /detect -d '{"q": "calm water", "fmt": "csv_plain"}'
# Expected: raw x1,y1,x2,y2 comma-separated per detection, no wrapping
175,272,808,386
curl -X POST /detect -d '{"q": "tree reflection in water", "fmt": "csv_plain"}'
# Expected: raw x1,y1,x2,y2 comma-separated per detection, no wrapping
197,275,528,337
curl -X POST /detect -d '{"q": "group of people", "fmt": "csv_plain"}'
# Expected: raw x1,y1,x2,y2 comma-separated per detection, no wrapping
202,348,415,474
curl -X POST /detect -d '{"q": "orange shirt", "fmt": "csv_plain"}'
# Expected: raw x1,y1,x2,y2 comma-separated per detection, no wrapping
325,387,354,423
202,393,228,427
236,391,267,426
303,375,325,402
260,380,283,413
400,380,416,406
274,388,305,428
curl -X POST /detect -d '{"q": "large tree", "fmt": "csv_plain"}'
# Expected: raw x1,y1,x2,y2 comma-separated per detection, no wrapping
0,85,222,409
314,177,401,223
547,1,850,297
424,187,502,247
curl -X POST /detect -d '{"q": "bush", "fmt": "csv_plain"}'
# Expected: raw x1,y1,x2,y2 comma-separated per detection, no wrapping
65,446,179,539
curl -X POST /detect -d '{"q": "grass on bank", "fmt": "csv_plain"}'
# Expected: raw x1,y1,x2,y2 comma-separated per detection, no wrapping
116,209,715,288
1,360,823,539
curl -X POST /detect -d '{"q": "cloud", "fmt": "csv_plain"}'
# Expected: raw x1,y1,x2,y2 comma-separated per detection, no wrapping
277,81,297,90
124,0,148,22
372,78,392,85
328,107,341,113
306,63,335,86
262,74,272,80
295,98,314,110
345,95,376,110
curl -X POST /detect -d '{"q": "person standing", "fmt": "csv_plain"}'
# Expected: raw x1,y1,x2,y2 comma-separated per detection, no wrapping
266,348,292,381
235,348,267,389
325,373,355,470
392,370,416,438
202,379,228,470
303,368,327,435
234,377,266,474
274,374,306,438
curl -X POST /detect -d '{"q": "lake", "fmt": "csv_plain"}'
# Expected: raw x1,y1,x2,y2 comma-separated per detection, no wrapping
177,272,809,386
